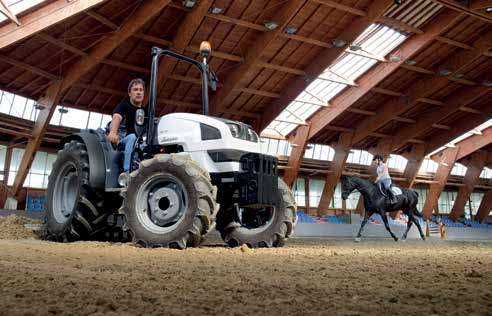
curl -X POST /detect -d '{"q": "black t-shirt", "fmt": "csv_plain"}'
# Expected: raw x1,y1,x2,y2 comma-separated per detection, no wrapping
113,100,145,136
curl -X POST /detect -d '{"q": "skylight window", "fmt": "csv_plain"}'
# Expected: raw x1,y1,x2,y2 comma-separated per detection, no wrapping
0,0,48,23
263,24,408,137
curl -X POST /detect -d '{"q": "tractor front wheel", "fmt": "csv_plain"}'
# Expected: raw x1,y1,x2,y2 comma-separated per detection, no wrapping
122,154,218,249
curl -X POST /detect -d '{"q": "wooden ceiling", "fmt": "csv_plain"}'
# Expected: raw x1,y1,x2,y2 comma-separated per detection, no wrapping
0,0,490,157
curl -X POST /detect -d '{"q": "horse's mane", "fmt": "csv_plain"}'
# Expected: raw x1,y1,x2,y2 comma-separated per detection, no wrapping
347,176,376,190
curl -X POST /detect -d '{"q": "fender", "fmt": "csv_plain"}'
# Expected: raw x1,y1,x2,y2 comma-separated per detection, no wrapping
61,130,121,189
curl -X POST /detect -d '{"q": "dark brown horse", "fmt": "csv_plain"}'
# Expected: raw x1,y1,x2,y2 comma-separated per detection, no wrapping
340,175,426,242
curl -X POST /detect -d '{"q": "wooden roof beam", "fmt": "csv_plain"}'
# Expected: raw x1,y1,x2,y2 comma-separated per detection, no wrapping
424,105,492,155
299,9,461,140
436,36,474,50
171,1,485,56
470,0,492,10
431,0,492,23
351,31,490,144
259,0,396,132
0,0,108,50
390,86,491,154
209,0,306,115
0,0,20,26
346,108,376,116
85,10,118,30
11,0,172,197
310,0,366,16
377,16,424,34
431,127,492,162
154,0,213,98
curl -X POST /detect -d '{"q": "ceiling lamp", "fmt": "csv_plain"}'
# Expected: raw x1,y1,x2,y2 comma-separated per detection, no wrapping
58,108,68,114
209,6,224,15
389,54,402,62
34,103,45,110
438,67,452,76
482,80,492,87
182,0,196,9
486,7,492,13
332,39,346,48
264,21,279,30
452,73,464,78
284,27,298,35
349,44,362,51
405,59,417,66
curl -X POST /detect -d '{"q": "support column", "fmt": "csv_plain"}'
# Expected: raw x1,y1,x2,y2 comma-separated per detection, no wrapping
3,142,12,185
0,142,13,209
401,144,427,188
475,190,492,223
304,176,310,215
317,132,353,215
283,124,310,188
422,147,459,219
12,83,62,198
449,152,487,220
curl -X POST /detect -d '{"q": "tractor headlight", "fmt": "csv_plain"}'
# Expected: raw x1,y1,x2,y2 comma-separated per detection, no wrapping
227,123,240,138
136,109,145,126
247,128,259,142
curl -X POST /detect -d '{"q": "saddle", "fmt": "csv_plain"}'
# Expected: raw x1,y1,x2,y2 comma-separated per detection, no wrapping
377,183,401,204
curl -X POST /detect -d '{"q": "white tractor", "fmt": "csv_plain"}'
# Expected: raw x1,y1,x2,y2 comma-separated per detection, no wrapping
45,42,297,249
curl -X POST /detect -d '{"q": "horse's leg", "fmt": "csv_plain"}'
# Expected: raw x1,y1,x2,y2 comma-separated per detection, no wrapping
380,211,398,242
355,211,370,242
401,210,413,241
412,213,426,241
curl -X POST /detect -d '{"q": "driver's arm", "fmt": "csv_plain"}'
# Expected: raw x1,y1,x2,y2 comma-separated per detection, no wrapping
108,113,123,144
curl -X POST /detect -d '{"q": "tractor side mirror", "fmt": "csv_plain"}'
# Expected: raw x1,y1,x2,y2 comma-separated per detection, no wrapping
136,109,145,126
209,68,218,91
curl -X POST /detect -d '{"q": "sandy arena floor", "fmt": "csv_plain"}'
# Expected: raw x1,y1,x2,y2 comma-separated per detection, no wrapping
0,215,490,316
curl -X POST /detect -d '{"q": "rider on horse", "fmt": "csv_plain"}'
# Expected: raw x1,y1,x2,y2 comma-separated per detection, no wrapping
373,154,396,203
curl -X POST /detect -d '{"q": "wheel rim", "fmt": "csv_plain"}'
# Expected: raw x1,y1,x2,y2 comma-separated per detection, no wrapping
135,174,188,234
52,162,79,224
238,206,276,233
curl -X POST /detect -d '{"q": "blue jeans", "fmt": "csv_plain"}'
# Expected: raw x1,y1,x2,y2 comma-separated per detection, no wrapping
379,178,392,190
120,134,137,172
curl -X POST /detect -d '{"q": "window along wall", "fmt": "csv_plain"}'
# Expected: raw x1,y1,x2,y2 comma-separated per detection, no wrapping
4,148,57,189
0,90,112,130
0,89,114,190
292,178,360,211
293,176,486,218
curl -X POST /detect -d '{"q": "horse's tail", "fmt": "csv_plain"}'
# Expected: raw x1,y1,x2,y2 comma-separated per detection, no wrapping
410,189,423,217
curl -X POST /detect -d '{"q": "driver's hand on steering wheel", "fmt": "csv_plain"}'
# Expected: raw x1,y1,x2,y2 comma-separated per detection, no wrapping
108,132,119,144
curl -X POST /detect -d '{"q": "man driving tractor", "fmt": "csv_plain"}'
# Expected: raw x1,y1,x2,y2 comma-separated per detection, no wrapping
108,78,146,174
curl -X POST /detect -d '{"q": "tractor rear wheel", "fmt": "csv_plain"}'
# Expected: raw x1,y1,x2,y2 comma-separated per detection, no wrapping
216,179,297,248
121,154,218,249
45,140,114,241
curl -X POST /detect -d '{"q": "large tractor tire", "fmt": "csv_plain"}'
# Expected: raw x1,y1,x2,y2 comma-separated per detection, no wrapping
45,140,113,242
121,154,219,249
216,179,297,248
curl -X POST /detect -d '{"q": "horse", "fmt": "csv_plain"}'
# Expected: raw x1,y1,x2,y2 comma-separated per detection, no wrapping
340,175,426,242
